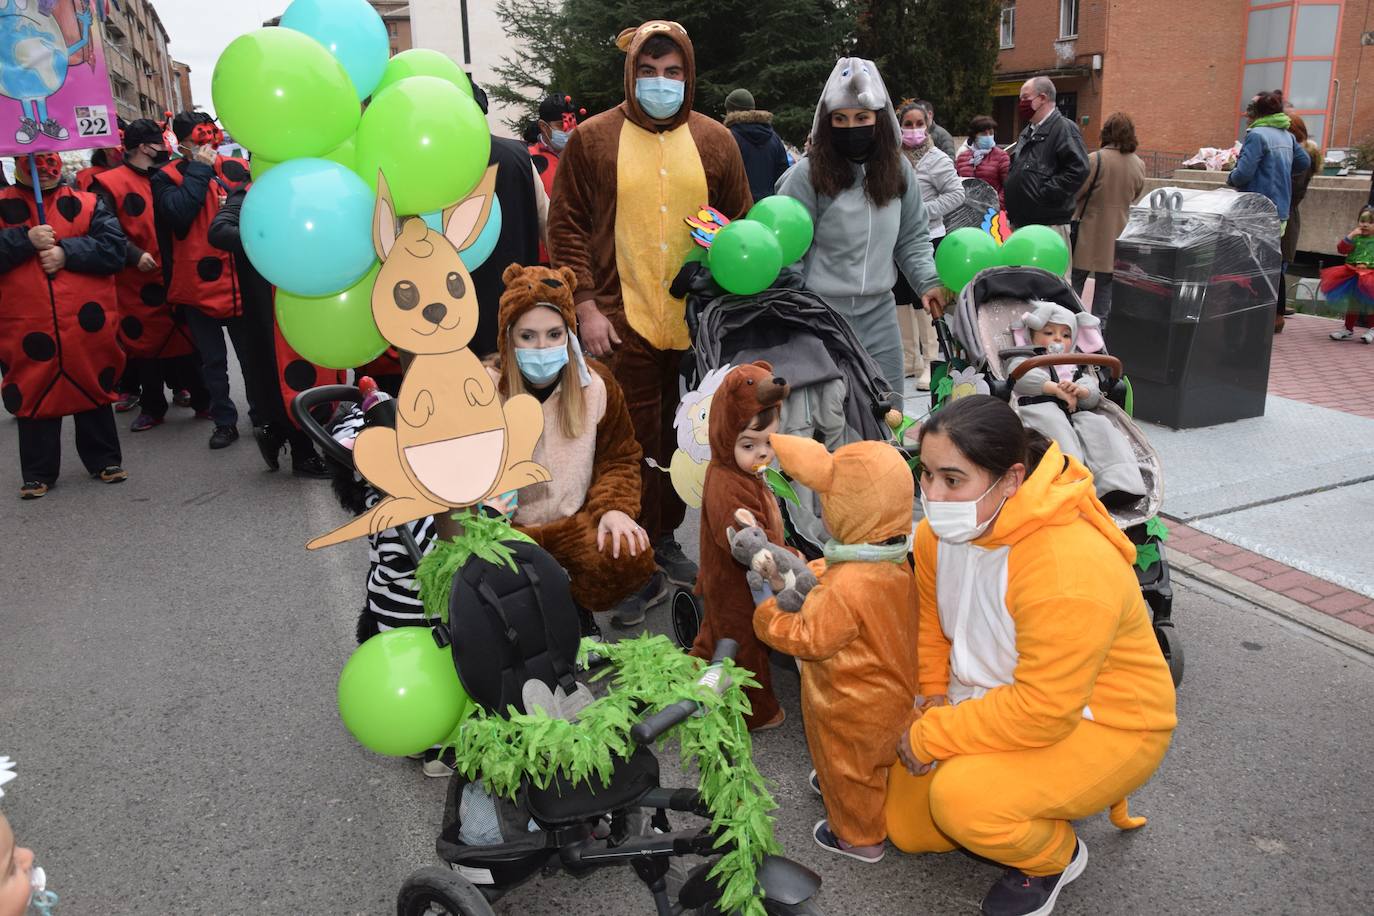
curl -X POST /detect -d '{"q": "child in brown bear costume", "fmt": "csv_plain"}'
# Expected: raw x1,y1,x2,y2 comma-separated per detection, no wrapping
690,361,791,730
754,434,919,862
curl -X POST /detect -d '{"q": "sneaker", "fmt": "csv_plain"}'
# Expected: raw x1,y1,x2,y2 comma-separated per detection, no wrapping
611,571,669,629
654,536,698,587
209,425,239,450
254,424,285,471
916,369,932,391
173,389,192,407
291,453,331,479
93,466,128,484
808,769,822,797
812,819,884,863
193,409,213,421
980,841,1087,916
1363,330,1374,344
1283,306,1296,317
1331,328,1354,340
19,481,48,500
114,392,140,413
421,748,456,778
130,413,164,433
751,708,786,732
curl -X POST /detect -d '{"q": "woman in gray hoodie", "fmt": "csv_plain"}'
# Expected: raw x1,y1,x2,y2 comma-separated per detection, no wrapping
775,58,946,395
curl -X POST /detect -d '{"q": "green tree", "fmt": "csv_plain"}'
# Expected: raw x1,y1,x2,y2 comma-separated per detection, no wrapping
853,0,1001,138
491,0,853,147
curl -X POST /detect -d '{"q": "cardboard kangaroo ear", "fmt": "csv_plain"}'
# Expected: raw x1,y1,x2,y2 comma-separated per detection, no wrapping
442,164,499,253
770,433,835,494
373,172,398,261
734,507,759,528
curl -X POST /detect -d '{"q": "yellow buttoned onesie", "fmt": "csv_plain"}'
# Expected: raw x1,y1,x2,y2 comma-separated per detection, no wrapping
885,443,1177,876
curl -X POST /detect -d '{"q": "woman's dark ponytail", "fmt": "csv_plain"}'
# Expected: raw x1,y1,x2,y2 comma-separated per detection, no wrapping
918,395,1047,477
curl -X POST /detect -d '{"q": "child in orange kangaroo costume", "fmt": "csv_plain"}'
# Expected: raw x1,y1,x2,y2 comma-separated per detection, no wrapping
754,435,919,852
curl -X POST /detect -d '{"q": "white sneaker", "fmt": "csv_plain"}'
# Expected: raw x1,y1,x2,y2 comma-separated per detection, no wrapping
916,370,932,391
1331,328,1354,340
1362,330,1374,344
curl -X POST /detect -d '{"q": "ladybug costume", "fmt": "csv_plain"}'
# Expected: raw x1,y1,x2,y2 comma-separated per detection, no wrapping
528,94,584,265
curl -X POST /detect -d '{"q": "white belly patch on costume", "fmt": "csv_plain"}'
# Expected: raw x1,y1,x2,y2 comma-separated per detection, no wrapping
404,429,505,504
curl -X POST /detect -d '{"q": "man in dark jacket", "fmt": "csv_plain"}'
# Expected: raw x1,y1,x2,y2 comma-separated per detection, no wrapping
724,88,789,203
1004,76,1089,275
919,100,958,159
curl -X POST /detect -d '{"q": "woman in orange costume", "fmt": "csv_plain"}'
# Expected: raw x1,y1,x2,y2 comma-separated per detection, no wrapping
887,395,1176,916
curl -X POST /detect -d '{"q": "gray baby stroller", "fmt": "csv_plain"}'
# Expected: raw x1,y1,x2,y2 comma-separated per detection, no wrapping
945,266,1183,686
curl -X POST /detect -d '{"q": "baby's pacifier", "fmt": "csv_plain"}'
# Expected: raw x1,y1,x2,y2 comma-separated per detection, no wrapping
30,865,58,915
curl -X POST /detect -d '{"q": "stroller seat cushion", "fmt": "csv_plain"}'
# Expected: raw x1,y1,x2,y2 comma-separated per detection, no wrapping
725,330,843,390
524,744,661,825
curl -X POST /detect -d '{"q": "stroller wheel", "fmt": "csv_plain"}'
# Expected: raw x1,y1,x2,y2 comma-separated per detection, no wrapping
1154,623,1184,688
397,866,496,916
671,587,702,649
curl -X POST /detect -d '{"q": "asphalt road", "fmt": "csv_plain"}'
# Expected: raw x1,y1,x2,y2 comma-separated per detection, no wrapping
2,399,1372,916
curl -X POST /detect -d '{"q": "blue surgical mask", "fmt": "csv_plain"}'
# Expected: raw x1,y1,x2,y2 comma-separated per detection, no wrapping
976,134,995,150
636,77,685,120
549,129,569,152
515,345,569,386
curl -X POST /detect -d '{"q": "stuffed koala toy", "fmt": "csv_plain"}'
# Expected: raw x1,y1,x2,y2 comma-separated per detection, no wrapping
727,508,818,612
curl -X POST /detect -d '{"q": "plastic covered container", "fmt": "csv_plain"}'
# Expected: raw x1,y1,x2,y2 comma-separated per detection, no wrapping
1108,187,1281,428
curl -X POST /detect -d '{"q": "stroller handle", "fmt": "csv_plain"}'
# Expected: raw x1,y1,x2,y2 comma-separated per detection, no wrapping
631,639,739,744
1008,353,1122,384
291,384,364,466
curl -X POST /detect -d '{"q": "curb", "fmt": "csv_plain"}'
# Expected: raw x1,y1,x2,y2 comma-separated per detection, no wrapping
1169,551,1374,656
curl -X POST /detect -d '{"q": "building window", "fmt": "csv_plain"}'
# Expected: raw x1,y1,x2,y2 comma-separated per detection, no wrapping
388,22,398,36
1238,2,1342,146
1059,0,1078,39
390,45,398,57
1000,2,1015,49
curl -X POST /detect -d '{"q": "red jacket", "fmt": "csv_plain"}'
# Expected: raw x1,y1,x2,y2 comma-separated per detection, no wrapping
91,163,194,360
955,146,1011,207
76,165,109,193
0,185,127,419
152,155,251,319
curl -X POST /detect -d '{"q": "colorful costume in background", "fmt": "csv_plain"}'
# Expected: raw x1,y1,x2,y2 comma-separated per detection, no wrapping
547,19,752,545
1320,233,1374,332
691,362,789,729
496,264,656,613
886,443,1176,876
754,435,919,846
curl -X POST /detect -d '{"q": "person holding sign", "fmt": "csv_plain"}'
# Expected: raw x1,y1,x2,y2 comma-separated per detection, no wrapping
0,151,129,499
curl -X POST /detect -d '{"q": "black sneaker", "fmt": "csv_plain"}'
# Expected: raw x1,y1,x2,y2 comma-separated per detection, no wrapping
654,536,698,587
981,841,1087,916
291,453,331,479
209,425,239,450
611,571,669,629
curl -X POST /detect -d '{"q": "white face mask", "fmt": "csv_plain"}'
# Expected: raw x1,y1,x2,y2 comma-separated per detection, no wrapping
919,476,1007,544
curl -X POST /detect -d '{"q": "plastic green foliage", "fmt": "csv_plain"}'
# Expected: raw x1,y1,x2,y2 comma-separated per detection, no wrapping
439,635,779,916
415,510,536,623
1134,541,1161,572
1123,376,1135,417
764,467,800,506
934,374,954,403
1144,516,1170,542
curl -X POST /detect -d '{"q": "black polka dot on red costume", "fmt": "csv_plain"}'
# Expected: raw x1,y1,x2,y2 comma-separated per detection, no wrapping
22,332,55,361
196,257,223,282
532,154,549,174
98,367,117,392
120,315,144,340
78,301,105,332
122,193,146,217
55,195,82,221
0,199,29,225
221,160,249,183
139,283,165,306
283,359,316,393
2,383,21,413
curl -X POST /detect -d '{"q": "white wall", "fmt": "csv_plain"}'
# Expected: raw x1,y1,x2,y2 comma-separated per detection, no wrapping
408,0,526,138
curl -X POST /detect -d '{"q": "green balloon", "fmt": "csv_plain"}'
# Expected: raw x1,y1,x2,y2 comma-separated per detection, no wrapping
356,76,491,215
999,224,1071,276
212,28,360,161
251,135,355,180
337,627,473,757
747,196,814,265
276,264,386,369
709,220,784,295
935,227,1000,292
372,48,472,98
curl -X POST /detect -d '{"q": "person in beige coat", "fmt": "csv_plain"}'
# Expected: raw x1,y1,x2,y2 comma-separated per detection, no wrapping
1071,113,1145,329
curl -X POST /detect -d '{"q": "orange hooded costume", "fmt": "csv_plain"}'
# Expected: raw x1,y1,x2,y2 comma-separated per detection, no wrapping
754,435,920,846
690,362,789,729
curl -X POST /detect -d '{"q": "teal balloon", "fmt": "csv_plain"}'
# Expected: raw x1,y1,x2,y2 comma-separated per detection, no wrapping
998,224,1071,276
241,158,377,297
709,220,784,295
280,0,389,100
276,264,387,369
337,628,473,757
422,198,503,270
935,227,1000,292
747,196,814,265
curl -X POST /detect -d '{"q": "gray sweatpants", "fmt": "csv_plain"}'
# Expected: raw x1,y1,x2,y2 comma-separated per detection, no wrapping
824,290,904,395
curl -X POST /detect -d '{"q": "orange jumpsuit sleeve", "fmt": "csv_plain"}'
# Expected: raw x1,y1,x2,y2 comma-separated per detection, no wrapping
754,560,859,661
909,593,1117,762
914,524,951,697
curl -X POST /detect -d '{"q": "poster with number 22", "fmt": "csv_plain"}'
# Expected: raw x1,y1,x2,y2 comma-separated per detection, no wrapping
0,0,118,157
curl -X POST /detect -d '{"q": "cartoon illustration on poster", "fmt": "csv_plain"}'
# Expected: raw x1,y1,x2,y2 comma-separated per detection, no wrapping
0,0,118,154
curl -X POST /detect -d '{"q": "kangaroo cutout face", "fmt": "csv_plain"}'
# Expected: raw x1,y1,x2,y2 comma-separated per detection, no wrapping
371,166,497,354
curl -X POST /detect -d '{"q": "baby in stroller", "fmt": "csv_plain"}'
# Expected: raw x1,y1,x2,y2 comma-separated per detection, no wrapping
1006,301,1147,509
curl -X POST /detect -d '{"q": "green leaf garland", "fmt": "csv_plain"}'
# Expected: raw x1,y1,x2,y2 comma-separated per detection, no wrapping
1144,515,1170,542
1134,541,1161,572
415,510,536,623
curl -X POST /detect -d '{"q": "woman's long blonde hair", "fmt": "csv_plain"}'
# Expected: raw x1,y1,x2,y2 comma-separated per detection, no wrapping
499,326,585,440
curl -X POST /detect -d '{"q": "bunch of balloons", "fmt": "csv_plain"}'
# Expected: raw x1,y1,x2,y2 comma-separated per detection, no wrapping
934,224,1071,294
707,196,814,296
211,0,492,368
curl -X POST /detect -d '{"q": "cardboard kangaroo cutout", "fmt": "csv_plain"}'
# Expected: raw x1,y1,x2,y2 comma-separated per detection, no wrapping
308,167,550,549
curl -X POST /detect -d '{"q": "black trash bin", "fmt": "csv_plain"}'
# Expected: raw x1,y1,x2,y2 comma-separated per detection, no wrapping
1108,188,1281,428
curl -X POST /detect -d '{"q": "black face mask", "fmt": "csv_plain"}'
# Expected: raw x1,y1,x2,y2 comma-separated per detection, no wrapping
831,124,877,161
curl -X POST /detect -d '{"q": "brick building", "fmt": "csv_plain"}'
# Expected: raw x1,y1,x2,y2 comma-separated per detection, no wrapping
101,0,178,122
170,60,193,112
992,0,1369,167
